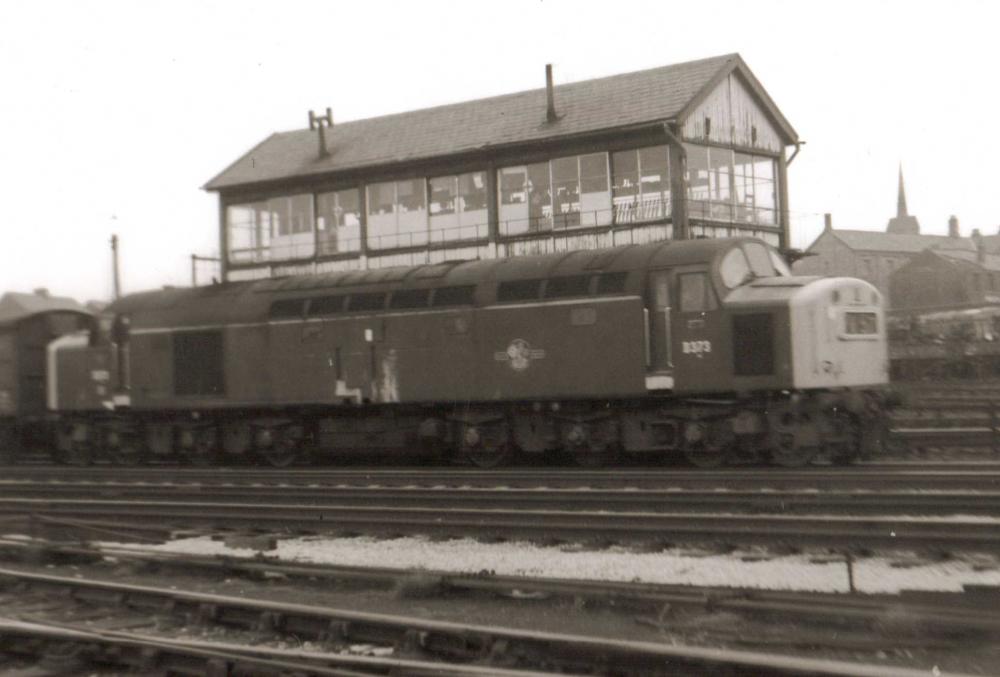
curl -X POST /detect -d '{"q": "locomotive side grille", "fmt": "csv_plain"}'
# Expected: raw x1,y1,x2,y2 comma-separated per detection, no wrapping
732,313,774,376
174,331,225,396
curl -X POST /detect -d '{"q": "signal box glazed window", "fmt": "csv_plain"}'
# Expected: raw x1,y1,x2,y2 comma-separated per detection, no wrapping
317,188,362,255
685,144,778,226
174,331,224,396
226,194,313,264
611,145,669,224
498,153,611,235
428,171,489,243
367,180,427,250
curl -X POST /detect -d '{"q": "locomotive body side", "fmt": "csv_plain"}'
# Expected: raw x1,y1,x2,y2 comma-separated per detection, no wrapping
40,237,891,467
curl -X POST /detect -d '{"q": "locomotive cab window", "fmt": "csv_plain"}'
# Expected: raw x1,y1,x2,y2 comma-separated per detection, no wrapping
719,248,752,288
678,272,715,312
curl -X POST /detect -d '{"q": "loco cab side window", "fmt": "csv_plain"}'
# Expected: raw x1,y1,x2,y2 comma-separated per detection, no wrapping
678,272,716,312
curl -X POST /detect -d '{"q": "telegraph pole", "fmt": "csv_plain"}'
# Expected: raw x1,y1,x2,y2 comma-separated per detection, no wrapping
111,234,121,300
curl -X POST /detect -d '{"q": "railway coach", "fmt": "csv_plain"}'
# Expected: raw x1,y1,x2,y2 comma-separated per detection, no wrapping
46,237,890,468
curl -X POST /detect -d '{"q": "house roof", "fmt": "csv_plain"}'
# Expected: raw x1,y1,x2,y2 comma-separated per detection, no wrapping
934,249,1000,272
0,292,89,328
823,229,976,255
204,53,797,192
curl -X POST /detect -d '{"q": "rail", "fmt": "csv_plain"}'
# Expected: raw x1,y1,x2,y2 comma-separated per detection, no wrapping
0,567,974,677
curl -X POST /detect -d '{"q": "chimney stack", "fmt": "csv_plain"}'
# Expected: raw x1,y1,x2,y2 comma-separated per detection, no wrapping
545,64,558,123
972,228,985,264
823,213,833,232
948,215,960,239
308,107,333,159
33,288,49,298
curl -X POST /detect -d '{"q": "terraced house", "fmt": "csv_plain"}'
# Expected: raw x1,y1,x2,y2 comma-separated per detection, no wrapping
204,53,799,282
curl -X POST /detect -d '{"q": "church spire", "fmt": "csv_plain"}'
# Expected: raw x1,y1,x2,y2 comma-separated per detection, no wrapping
897,164,908,217
886,164,920,235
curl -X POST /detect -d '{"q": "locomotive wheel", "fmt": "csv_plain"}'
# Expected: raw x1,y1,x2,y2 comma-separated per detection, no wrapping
681,419,732,468
59,444,94,466
769,412,820,467
110,433,147,466
260,432,302,468
769,445,818,467
572,447,615,468
182,428,219,466
0,426,16,465
682,441,731,468
467,442,512,468
463,422,513,468
258,426,305,468
827,413,862,466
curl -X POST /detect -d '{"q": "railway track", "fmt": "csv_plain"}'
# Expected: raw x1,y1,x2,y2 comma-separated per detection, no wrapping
5,537,999,642
2,494,999,553
3,463,1000,491
0,565,983,677
1,479,1000,516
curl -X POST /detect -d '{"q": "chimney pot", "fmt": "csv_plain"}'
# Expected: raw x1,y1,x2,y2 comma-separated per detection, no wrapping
824,213,833,231
33,288,48,298
948,215,960,238
545,64,557,123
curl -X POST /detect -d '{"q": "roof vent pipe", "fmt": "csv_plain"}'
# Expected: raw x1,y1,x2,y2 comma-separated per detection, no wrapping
308,108,333,159
545,64,558,123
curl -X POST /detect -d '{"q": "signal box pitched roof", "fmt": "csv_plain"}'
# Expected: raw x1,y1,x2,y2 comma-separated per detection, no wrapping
205,53,797,191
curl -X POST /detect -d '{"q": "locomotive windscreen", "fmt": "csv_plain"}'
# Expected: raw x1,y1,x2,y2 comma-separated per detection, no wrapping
732,313,774,376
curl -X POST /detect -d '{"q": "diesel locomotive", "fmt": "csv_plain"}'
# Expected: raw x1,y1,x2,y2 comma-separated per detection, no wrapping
7,237,890,468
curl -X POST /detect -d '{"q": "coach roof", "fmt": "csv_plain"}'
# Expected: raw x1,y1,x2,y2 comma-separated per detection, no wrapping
204,54,797,192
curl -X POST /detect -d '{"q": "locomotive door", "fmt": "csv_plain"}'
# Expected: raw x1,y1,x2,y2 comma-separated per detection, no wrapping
672,266,726,392
646,270,673,375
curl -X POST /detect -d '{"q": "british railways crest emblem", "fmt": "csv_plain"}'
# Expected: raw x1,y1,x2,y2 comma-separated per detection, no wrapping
494,338,546,372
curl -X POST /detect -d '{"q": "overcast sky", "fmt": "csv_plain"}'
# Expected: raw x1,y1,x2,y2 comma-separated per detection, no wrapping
2,0,996,302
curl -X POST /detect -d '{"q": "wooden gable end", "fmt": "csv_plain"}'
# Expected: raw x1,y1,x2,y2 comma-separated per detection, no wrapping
680,72,784,153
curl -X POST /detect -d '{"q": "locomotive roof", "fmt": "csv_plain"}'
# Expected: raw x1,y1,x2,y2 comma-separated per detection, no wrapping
110,237,751,329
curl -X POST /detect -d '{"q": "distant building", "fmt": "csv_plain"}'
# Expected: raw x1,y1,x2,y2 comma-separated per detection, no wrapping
793,169,975,305
0,290,88,327
890,238,1000,311
204,54,800,282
